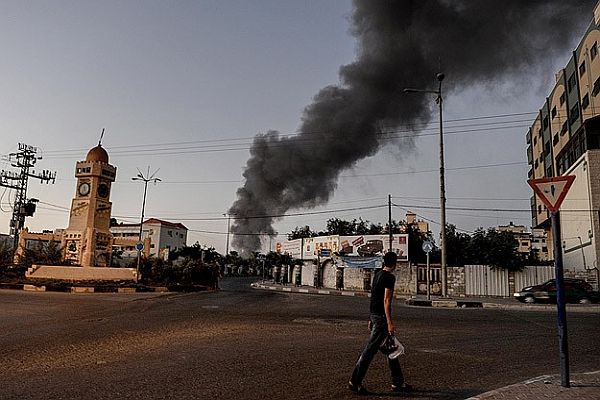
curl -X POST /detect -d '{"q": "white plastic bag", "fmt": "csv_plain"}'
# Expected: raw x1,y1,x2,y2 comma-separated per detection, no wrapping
388,336,405,359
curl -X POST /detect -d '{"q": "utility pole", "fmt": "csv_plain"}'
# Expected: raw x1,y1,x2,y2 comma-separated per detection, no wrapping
0,143,56,250
404,72,447,297
223,213,231,256
388,194,393,252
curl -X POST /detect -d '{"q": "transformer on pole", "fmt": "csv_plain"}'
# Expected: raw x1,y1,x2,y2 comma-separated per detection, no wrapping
0,143,56,250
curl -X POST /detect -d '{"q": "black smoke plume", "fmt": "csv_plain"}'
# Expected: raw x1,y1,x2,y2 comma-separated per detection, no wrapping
229,0,595,254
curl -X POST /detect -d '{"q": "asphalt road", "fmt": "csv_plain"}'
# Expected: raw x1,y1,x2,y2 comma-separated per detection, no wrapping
1,277,598,400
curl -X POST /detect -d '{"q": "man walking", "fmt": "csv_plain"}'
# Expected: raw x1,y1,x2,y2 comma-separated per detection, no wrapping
349,251,410,394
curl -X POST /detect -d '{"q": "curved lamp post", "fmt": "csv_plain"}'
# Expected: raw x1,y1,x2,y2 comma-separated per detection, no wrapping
132,167,161,280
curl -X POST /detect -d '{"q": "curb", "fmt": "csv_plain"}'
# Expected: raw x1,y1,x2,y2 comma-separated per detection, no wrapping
0,282,211,294
465,370,600,399
251,282,600,312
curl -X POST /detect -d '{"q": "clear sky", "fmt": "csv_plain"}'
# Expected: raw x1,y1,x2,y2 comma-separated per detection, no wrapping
0,0,592,254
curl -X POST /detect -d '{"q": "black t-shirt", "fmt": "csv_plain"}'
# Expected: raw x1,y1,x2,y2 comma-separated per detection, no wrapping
369,269,396,315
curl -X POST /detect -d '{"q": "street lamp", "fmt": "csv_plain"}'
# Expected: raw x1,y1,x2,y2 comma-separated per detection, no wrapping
404,72,448,297
132,167,161,280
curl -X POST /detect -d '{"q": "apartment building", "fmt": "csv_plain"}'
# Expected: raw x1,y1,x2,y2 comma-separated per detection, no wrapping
498,222,531,257
526,1,600,270
111,218,187,261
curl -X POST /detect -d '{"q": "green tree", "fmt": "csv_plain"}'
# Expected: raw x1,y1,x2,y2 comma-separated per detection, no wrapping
326,218,356,235
444,224,472,267
368,223,384,234
16,240,64,268
404,222,432,264
0,240,13,268
288,225,316,240
464,227,524,271
355,218,370,235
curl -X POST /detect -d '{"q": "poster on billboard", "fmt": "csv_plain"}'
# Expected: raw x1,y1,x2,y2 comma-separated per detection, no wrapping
339,234,408,260
275,238,302,259
301,235,339,260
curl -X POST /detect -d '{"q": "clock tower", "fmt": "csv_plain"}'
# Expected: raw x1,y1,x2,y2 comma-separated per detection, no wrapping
64,143,116,267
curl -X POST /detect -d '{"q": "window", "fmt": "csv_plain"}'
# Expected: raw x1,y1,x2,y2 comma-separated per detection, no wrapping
582,93,590,110
579,61,586,76
534,160,539,168
570,103,580,123
592,42,598,60
593,77,600,96
551,106,557,118
561,121,568,136
543,116,549,129
538,205,542,214
534,136,538,145
568,72,577,92
560,92,566,105
553,134,559,146
168,230,173,237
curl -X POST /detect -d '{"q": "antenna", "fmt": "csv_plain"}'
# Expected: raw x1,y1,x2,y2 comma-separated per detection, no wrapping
99,128,105,146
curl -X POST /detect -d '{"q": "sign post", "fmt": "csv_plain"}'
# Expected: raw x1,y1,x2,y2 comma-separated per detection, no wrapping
135,242,144,281
422,240,434,300
528,175,575,388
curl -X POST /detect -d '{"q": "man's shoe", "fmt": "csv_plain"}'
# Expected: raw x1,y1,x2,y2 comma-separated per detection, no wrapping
391,383,412,392
348,381,369,395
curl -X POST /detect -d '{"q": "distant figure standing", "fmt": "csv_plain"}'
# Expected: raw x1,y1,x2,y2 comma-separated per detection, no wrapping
348,251,411,394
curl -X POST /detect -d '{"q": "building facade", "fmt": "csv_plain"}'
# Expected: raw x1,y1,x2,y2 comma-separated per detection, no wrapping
527,1,600,270
111,218,188,260
498,222,531,257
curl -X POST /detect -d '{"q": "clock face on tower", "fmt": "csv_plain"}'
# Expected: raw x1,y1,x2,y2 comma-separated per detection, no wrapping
78,182,90,196
97,183,109,198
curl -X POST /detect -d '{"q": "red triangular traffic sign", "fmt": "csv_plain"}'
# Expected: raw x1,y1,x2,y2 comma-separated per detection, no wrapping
527,176,575,213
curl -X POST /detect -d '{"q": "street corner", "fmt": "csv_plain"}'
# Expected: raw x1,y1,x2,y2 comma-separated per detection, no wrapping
466,370,600,400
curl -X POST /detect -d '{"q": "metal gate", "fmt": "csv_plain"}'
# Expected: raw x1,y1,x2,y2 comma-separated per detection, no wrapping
417,266,442,295
465,265,510,296
513,266,555,292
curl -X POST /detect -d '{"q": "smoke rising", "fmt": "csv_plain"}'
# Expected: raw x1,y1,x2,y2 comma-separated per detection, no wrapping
229,0,595,254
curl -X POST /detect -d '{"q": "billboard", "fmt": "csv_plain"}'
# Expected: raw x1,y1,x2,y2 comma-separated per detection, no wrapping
302,235,340,260
339,234,408,261
275,238,302,259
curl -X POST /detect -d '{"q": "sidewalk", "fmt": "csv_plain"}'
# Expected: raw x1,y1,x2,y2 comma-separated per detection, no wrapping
466,370,600,399
251,281,600,312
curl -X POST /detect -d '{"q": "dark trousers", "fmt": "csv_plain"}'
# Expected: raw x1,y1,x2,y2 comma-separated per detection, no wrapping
350,314,404,386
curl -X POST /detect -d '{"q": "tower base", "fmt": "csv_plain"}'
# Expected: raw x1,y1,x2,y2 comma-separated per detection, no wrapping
26,265,137,282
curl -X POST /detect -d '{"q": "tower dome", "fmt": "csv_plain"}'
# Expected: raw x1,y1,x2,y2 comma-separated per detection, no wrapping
85,144,109,163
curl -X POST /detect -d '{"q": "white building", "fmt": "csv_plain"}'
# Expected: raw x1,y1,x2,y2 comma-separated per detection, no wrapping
111,218,188,260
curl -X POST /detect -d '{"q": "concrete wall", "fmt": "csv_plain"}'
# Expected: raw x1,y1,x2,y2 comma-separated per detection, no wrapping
322,261,337,289
290,260,600,295
562,152,598,270
343,267,367,291
392,262,415,296
301,262,315,286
